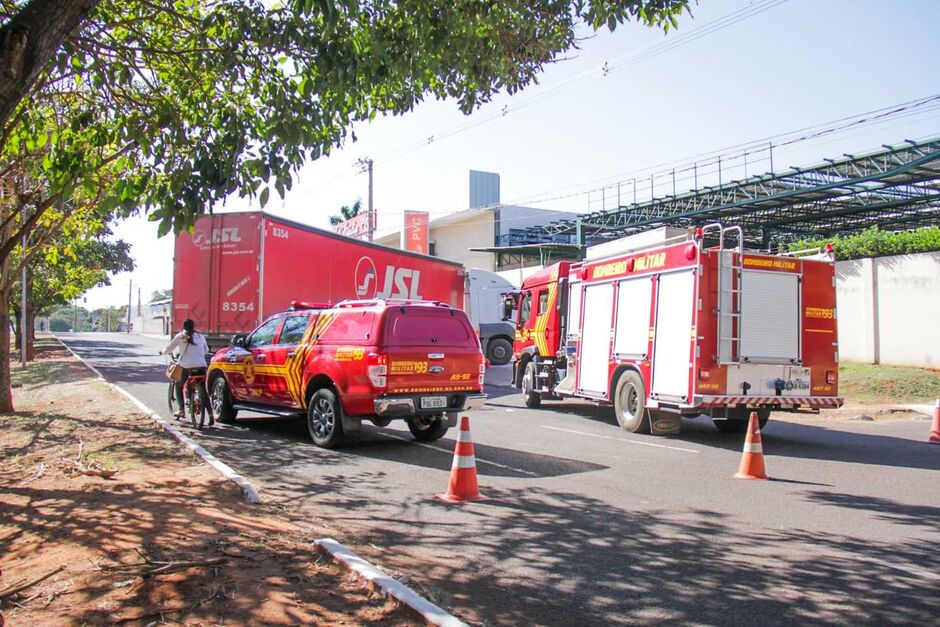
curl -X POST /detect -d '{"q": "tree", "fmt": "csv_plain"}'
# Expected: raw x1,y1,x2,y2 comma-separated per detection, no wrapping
0,0,689,410
10,217,133,358
47,303,91,332
329,199,363,226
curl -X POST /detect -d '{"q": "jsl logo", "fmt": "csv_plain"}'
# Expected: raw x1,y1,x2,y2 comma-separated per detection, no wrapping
355,256,423,299
192,227,242,247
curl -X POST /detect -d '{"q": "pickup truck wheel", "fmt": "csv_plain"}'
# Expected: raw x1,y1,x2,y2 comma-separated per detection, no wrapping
209,376,238,424
522,361,541,408
486,338,512,365
307,389,345,449
406,416,448,442
613,370,650,433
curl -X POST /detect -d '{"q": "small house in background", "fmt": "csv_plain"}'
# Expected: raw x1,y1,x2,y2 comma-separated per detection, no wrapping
131,298,172,336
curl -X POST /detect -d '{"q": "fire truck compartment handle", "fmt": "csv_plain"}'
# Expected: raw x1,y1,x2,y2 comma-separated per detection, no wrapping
287,351,297,358
255,353,266,360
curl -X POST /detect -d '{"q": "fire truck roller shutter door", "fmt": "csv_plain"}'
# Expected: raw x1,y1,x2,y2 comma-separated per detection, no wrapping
614,276,653,357
577,282,615,396
651,270,695,400
740,270,801,364
567,281,583,339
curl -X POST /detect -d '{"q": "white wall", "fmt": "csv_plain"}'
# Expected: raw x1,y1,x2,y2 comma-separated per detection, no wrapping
837,252,940,367
430,211,496,271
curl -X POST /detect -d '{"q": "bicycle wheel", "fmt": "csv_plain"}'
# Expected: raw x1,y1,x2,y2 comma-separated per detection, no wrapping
168,381,178,415
187,384,206,430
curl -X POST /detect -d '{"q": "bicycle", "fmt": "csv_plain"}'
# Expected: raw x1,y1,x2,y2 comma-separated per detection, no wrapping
166,359,210,430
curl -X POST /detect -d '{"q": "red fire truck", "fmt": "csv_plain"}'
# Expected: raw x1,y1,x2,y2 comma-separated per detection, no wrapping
172,212,465,348
505,224,843,434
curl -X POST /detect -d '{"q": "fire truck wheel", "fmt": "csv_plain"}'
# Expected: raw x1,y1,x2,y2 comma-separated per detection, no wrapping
209,376,238,424
486,339,513,365
406,416,449,442
613,370,650,433
522,361,541,408
307,389,346,449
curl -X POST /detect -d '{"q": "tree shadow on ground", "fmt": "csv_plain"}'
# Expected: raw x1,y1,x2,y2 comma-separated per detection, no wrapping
0,480,411,625
317,485,940,626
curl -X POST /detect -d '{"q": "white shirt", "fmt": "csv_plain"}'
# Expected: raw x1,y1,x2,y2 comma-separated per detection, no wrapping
163,331,209,368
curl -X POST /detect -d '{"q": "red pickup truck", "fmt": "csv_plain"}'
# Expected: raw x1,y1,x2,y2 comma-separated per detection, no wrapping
206,299,487,448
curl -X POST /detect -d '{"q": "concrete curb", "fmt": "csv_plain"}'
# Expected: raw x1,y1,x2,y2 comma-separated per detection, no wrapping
55,336,261,504
314,538,468,627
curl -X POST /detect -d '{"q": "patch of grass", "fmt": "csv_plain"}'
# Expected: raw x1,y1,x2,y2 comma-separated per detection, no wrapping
840,362,940,404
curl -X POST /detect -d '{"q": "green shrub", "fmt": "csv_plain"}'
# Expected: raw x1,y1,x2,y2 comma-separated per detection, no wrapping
787,226,940,260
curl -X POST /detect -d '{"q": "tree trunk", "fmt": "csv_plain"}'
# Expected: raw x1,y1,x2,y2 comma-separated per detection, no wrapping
0,284,12,412
26,299,35,361
0,0,100,130
12,304,21,350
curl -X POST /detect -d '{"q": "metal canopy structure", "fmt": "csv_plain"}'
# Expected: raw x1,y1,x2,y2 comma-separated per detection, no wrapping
496,137,940,262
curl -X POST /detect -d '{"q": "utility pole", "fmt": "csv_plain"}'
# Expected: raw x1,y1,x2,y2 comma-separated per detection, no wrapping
127,281,132,333
356,157,374,241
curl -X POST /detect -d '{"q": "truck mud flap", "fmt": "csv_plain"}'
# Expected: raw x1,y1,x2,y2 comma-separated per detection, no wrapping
650,413,681,435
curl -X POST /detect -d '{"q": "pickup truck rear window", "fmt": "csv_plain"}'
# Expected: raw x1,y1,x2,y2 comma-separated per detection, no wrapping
318,311,376,342
388,313,472,346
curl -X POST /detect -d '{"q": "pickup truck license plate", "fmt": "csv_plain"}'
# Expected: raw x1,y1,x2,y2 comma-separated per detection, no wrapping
420,396,447,409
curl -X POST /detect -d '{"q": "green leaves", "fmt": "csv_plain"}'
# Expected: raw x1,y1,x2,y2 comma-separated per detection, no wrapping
787,226,940,260
3,0,689,242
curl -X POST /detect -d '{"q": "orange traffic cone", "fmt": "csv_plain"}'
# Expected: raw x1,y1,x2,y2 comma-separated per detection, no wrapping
734,412,769,480
929,398,940,444
438,416,487,503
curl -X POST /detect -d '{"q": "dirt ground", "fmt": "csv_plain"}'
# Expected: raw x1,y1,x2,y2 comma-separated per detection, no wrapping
0,340,419,626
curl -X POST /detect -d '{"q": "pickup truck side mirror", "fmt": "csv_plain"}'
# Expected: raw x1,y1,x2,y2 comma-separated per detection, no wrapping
501,297,515,322
231,334,247,348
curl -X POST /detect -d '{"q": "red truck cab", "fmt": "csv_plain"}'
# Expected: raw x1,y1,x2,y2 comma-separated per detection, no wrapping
207,299,486,448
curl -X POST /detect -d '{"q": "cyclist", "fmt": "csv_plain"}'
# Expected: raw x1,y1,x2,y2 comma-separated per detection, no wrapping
160,318,210,421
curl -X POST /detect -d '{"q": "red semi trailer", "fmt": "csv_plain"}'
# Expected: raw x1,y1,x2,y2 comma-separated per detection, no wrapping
172,212,465,347
505,224,843,435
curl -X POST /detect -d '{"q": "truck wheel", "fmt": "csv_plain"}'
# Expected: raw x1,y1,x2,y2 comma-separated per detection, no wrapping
713,408,770,433
486,338,512,365
613,370,650,433
307,389,345,449
406,416,448,442
522,361,541,408
209,376,238,424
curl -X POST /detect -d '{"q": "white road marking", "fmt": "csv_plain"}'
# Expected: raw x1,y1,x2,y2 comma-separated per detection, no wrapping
541,425,700,453
378,431,538,477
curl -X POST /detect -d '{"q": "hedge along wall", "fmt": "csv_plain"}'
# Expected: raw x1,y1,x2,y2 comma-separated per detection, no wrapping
788,226,940,260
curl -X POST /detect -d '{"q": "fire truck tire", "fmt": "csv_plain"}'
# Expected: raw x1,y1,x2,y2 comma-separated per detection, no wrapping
406,416,449,442
209,376,238,424
307,389,346,449
486,338,513,365
613,370,650,434
713,408,770,433
522,361,541,408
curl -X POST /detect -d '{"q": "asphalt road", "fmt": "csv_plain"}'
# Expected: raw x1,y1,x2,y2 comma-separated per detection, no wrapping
60,332,940,626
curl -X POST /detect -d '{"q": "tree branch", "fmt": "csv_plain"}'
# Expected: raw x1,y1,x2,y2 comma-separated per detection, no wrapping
0,0,101,129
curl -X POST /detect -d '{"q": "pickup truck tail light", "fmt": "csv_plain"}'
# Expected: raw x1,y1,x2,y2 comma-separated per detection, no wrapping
368,353,388,390
478,362,486,385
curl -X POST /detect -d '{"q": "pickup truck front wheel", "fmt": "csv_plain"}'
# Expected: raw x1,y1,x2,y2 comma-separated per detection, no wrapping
209,376,237,424
406,416,448,442
308,389,345,449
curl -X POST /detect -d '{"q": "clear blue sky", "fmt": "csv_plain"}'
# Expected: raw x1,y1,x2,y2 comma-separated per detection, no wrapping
87,0,940,309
